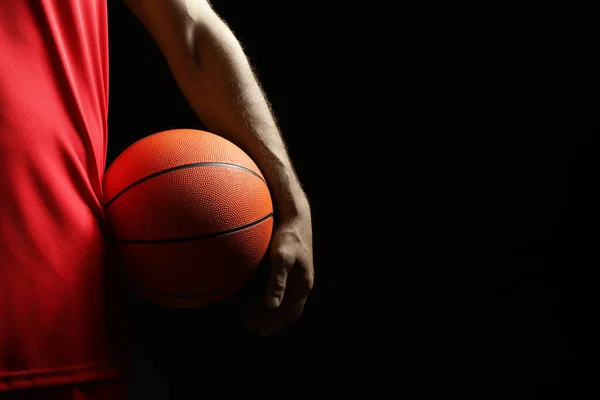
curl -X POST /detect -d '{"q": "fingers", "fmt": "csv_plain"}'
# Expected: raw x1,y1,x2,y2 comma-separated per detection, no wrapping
265,247,295,309
242,222,315,337
244,297,305,337
261,301,306,337
243,266,313,337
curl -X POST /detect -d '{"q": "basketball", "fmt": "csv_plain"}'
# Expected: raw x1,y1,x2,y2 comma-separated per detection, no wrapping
103,129,274,308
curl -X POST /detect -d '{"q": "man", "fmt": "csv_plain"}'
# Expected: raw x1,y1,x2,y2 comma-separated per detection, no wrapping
0,0,314,398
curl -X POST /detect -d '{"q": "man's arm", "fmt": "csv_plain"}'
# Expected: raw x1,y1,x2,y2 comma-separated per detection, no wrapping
122,0,314,335
122,0,308,220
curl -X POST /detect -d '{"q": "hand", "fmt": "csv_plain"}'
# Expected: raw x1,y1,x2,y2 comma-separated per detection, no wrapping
243,211,314,337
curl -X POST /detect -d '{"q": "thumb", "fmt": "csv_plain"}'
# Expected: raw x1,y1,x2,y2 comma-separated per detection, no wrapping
266,248,294,308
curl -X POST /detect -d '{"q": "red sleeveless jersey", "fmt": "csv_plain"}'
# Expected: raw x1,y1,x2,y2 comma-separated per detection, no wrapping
0,0,127,390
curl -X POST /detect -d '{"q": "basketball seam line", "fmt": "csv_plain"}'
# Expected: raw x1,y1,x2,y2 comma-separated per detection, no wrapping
107,212,273,243
103,162,267,209
104,129,192,177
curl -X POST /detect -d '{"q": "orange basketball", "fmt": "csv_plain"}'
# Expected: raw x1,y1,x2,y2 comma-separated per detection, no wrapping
103,129,273,308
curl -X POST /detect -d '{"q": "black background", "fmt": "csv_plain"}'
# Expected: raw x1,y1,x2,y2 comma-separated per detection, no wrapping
107,1,590,398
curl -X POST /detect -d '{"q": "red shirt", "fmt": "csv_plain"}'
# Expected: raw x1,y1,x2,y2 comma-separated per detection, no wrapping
0,0,127,390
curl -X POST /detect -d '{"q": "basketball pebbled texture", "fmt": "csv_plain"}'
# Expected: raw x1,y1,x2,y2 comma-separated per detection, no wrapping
103,129,274,308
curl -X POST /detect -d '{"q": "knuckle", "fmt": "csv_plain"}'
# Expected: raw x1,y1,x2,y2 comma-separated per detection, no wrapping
273,275,287,290
274,249,295,269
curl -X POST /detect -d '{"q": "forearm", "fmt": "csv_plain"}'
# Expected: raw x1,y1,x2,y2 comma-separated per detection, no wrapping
168,18,309,220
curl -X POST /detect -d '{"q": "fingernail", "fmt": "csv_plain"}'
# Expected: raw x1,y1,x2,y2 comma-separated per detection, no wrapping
266,297,280,308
